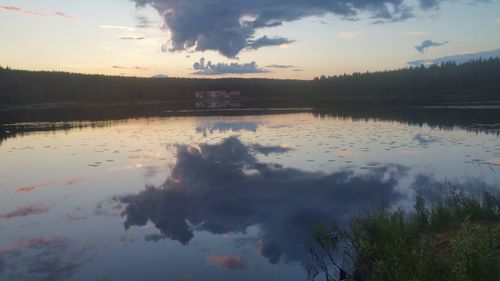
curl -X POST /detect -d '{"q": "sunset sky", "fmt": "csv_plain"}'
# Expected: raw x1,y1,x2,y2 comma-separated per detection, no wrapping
0,0,499,79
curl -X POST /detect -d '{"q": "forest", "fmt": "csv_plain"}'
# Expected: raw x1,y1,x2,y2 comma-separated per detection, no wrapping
0,58,499,108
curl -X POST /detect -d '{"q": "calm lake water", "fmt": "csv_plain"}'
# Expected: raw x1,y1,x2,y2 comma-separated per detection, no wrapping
1,111,499,281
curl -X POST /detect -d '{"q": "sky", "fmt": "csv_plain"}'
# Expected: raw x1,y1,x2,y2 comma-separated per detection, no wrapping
0,0,499,79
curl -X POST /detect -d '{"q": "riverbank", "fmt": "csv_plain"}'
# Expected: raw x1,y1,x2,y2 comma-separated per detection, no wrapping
309,192,500,281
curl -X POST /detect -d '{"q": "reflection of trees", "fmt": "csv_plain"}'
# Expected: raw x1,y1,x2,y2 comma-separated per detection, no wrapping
119,137,409,264
313,106,500,136
1,105,498,148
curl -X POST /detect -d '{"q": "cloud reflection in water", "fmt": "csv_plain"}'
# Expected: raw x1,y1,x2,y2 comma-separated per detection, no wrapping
195,121,261,137
0,236,93,281
119,137,408,264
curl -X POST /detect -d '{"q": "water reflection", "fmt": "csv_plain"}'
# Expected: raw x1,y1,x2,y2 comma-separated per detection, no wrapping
120,137,408,264
0,203,51,219
0,236,93,281
1,111,499,281
1,107,500,147
196,121,260,136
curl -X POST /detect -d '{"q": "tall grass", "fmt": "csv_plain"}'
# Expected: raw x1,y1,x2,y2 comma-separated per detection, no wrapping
308,191,500,281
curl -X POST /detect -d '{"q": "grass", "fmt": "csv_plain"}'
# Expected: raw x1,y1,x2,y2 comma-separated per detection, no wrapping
308,191,500,281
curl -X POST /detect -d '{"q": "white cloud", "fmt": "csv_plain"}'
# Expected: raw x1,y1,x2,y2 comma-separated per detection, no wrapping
100,25,135,31
192,57,269,75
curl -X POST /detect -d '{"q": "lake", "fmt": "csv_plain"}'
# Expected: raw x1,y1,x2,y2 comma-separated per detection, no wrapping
0,109,499,281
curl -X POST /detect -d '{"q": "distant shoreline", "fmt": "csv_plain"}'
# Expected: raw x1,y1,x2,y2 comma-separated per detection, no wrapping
1,59,499,110
1,98,500,114
0,58,500,115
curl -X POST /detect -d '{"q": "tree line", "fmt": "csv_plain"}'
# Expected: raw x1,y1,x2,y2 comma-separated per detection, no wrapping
1,58,499,107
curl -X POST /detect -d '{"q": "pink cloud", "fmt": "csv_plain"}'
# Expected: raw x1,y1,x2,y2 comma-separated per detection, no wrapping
65,213,87,222
55,11,75,19
0,236,61,254
1,6,75,19
66,177,85,185
16,180,58,193
0,5,45,16
23,10,45,16
0,203,50,219
0,235,94,280
337,150,354,157
0,5,22,12
206,255,248,270
118,234,136,245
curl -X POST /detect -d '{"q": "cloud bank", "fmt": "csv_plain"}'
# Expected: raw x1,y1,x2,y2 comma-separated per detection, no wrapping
408,48,500,66
415,39,448,53
192,57,269,75
130,0,449,57
266,64,295,69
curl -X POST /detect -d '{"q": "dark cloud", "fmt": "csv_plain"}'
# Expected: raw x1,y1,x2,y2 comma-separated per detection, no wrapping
415,39,448,53
266,64,295,69
206,255,249,270
408,48,500,66
130,0,453,57
118,136,409,264
192,57,269,75
0,203,50,219
0,236,93,281
247,36,294,50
